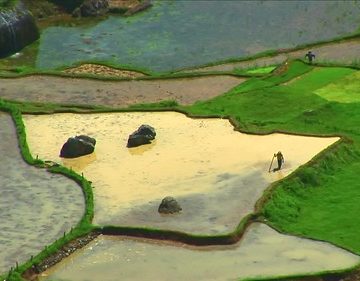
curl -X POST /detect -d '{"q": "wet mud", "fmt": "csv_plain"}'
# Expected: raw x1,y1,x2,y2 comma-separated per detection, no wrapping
38,223,360,281
23,112,338,234
0,114,85,274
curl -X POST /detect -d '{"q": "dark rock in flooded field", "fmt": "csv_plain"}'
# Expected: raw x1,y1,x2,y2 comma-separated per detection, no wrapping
60,135,96,158
72,0,109,17
0,1,39,57
158,196,182,214
127,124,156,148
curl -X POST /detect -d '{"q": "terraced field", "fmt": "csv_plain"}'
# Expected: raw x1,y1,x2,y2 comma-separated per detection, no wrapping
1,57,360,281
0,114,84,273
1,1,360,281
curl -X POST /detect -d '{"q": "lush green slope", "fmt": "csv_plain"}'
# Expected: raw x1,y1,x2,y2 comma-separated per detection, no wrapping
184,60,360,253
314,71,360,103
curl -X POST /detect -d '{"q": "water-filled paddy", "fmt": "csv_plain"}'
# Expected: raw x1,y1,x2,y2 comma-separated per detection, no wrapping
23,112,338,234
0,75,243,107
39,223,360,281
184,39,360,73
0,114,84,273
37,1,360,71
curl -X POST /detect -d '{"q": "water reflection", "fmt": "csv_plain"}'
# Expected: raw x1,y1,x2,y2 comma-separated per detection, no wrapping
61,152,97,171
127,139,157,156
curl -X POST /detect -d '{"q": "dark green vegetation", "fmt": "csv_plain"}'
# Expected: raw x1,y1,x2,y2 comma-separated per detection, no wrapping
2,59,360,281
0,0,17,9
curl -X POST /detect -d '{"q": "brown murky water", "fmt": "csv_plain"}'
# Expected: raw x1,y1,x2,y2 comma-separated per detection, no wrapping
23,112,338,234
0,114,85,274
39,223,360,281
0,75,244,107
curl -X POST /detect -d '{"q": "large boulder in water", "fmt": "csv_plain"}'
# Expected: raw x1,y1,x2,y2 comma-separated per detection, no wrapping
158,196,182,214
72,0,109,17
0,1,39,57
127,124,156,148
60,135,96,158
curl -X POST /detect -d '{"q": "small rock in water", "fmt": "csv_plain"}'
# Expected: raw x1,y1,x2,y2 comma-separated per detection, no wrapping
127,124,156,148
158,196,182,214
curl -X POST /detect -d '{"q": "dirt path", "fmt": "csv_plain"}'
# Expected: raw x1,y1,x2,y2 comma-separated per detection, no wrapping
0,75,244,107
183,38,360,73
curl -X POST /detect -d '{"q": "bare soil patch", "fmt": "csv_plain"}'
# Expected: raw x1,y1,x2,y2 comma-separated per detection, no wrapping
63,64,145,78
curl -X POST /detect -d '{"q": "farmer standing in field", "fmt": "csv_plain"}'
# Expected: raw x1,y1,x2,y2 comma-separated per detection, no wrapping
305,51,316,63
274,151,284,171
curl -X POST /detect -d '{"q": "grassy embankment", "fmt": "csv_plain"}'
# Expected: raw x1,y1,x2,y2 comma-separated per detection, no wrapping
0,0,17,9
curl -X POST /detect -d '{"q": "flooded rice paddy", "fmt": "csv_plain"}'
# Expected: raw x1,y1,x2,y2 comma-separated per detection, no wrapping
0,114,84,273
0,75,243,107
37,1,360,71
184,39,360,73
23,112,338,234
39,223,360,281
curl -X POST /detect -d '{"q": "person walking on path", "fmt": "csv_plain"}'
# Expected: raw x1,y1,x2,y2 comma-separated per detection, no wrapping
305,51,316,63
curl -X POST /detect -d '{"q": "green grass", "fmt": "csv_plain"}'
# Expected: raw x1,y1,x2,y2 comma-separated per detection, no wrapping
245,66,277,74
0,0,17,9
314,71,360,103
262,152,360,254
284,67,355,92
184,61,323,129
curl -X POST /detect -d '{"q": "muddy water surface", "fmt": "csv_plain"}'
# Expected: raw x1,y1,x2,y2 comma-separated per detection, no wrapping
0,75,243,107
23,112,338,234
0,114,84,274
39,223,360,281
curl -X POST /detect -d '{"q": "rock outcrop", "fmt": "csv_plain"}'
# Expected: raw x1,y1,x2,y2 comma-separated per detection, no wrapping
60,135,96,158
127,124,156,148
158,196,182,214
72,0,109,17
0,1,39,57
